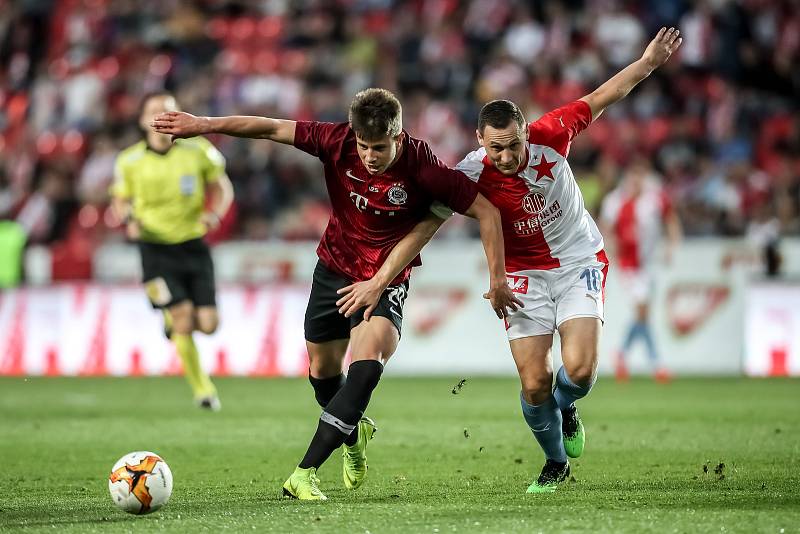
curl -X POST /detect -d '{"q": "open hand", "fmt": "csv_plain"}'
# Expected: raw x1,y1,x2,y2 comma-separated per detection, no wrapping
483,281,523,319
336,279,386,320
201,211,222,232
642,27,682,70
150,111,208,140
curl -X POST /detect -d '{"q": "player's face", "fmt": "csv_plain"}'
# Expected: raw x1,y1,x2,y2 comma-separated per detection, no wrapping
625,163,648,196
355,133,403,175
477,124,526,175
139,95,179,132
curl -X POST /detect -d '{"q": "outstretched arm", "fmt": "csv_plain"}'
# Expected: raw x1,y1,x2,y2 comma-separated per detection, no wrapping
336,212,447,320
580,27,682,119
151,112,297,145
463,194,523,319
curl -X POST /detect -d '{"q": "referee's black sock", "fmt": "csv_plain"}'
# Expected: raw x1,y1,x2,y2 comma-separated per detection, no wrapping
308,372,358,446
299,360,383,469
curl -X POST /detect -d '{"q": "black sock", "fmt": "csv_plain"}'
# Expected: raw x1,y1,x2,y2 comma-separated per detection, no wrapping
309,372,358,446
309,373,345,408
299,360,383,469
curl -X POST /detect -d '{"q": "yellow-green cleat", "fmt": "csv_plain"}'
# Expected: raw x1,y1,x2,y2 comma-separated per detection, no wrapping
562,405,585,458
342,416,377,490
526,459,570,493
282,466,327,500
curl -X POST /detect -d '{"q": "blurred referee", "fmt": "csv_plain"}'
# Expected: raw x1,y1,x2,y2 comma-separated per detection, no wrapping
111,92,233,411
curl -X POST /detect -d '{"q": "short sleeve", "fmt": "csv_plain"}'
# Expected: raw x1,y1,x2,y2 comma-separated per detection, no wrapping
190,137,226,183
293,121,345,160
417,143,478,215
527,100,593,157
429,201,455,220
110,154,131,198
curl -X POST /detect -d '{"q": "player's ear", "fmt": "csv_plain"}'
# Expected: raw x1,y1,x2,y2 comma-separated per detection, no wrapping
394,131,405,147
476,129,485,148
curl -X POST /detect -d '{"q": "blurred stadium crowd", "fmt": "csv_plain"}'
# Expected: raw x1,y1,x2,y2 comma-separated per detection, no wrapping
1,0,799,256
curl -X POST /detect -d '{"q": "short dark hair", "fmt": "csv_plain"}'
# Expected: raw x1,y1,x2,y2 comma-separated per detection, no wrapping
348,88,402,140
138,91,176,139
138,91,175,119
478,100,525,133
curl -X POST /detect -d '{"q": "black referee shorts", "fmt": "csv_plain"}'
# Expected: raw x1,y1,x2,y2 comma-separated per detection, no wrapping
138,238,216,309
304,260,409,343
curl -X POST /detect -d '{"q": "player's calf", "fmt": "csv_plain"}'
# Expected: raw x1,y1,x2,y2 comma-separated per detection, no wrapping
298,360,383,471
520,393,568,465
553,367,594,458
553,366,595,411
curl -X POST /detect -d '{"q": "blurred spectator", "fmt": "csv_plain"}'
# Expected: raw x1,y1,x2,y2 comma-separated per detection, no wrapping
0,220,26,288
76,132,115,205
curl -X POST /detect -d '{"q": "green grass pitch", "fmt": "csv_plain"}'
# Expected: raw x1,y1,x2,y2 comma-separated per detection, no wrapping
1,376,798,533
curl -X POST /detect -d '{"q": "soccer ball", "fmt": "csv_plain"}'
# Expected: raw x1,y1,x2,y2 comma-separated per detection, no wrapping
108,451,173,515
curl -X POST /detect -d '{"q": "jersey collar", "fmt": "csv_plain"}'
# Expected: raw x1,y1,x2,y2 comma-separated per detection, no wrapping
144,139,174,155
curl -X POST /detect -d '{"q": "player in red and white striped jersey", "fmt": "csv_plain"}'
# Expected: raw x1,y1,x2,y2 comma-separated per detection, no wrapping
600,158,682,382
455,28,682,492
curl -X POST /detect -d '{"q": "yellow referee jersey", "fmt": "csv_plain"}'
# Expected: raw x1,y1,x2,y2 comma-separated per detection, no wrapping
111,137,226,244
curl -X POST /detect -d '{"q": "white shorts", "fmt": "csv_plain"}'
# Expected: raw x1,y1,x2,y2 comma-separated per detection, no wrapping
505,251,609,341
618,268,653,305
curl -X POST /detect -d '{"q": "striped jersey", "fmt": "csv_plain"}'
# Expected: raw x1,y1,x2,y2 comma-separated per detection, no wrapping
455,100,604,273
600,178,673,270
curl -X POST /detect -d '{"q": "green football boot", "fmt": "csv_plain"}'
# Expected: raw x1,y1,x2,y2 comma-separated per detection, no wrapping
526,459,570,493
562,405,585,458
282,466,327,500
342,417,377,490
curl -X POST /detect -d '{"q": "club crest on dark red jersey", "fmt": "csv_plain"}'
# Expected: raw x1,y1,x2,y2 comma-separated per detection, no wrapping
387,184,408,205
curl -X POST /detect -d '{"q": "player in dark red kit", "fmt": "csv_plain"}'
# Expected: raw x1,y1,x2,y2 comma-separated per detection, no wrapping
152,88,520,500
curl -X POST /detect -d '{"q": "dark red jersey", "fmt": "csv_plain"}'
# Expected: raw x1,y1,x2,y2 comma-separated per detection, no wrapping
294,121,478,284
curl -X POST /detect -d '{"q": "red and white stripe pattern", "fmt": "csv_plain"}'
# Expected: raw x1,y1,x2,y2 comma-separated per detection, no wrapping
456,100,604,273
600,179,672,270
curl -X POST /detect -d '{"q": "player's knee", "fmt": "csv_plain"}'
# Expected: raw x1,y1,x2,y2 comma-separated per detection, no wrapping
307,342,347,377
520,373,553,405
195,315,218,334
564,362,596,388
196,321,217,335
310,357,343,378
169,304,194,335
172,320,193,335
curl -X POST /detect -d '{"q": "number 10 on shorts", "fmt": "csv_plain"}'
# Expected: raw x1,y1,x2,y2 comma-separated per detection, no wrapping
581,268,602,292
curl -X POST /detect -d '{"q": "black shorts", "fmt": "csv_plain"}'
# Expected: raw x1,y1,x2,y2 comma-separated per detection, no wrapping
304,260,409,343
138,238,216,309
